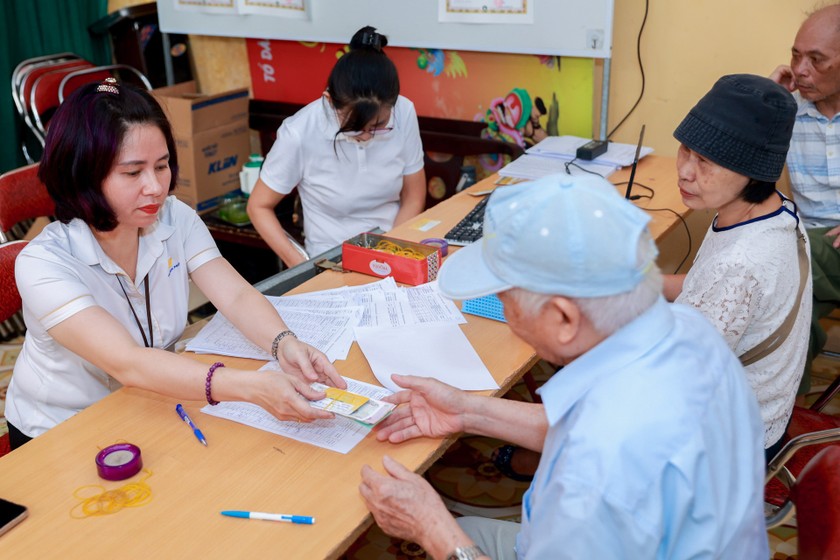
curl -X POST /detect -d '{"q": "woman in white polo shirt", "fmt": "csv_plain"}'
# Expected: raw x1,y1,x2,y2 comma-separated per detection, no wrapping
247,26,426,266
5,80,346,450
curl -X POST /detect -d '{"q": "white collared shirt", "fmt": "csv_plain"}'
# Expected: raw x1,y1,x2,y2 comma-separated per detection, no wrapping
259,95,424,256
6,196,221,437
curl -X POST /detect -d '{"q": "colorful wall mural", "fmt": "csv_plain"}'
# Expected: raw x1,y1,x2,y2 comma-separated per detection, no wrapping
247,38,596,147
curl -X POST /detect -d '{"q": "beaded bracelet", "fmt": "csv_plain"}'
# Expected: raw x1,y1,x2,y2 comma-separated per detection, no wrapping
205,361,225,406
270,330,298,362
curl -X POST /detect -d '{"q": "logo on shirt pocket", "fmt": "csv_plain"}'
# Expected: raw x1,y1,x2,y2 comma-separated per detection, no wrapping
167,257,181,277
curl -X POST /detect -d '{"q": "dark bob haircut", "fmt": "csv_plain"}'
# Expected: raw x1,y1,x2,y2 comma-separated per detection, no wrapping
741,178,777,204
39,81,178,232
327,26,399,135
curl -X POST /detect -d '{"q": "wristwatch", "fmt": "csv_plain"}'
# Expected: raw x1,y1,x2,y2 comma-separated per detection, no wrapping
446,545,486,560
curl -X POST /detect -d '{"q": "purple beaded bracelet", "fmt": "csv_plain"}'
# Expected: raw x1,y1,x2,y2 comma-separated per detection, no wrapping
205,361,225,406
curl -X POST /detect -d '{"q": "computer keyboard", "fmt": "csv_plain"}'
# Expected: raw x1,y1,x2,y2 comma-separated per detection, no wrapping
444,196,489,246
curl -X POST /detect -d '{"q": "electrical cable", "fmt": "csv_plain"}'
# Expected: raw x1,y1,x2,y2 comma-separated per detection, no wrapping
613,180,692,274
607,0,649,139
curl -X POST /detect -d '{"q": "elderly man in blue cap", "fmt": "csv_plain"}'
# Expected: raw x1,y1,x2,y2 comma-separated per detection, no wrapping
358,175,769,559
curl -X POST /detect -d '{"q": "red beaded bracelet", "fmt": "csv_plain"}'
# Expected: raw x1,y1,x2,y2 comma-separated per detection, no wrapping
205,362,225,406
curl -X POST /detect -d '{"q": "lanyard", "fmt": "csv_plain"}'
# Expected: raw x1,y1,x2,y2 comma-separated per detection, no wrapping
118,274,154,348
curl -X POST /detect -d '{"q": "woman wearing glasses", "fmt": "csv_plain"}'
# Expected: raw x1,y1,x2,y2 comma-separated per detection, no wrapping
247,26,426,267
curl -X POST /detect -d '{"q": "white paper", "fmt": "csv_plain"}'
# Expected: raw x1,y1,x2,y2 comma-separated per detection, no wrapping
200,374,393,453
237,0,307,18
525,135,654,168
186,306,359,360
175,0,237,14
403,282,467,324
439,0,533,24
355,324,498,392
499,153,617,180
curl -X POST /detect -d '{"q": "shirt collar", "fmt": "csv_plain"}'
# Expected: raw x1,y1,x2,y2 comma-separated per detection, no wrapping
539,297,675,426
794,91,840,121
68,212,176,279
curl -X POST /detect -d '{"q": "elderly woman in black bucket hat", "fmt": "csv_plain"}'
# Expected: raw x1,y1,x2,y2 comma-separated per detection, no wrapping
663,74,811,463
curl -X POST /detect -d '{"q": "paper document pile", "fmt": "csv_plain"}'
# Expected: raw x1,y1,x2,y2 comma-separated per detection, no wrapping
498,135,653,181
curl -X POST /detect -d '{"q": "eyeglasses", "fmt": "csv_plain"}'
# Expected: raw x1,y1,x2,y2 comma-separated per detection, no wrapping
342,125,394,137
338,107,395,137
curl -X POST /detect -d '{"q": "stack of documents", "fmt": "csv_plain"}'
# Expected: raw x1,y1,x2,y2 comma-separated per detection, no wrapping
498,135,653,181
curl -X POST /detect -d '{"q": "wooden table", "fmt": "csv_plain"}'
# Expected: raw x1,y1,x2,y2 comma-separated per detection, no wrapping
0,155,684,559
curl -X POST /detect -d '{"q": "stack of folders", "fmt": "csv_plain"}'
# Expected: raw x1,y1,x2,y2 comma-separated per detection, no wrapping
498,135,653,182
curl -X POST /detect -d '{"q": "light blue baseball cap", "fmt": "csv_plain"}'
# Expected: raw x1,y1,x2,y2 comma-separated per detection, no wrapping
438,174,657,300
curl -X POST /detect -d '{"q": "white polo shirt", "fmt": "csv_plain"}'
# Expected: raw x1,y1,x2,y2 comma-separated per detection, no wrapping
259,95,425,256
6,196,221,438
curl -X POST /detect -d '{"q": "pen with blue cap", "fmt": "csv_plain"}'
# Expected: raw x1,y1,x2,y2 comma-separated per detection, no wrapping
221,510,315,524
175,403,207,446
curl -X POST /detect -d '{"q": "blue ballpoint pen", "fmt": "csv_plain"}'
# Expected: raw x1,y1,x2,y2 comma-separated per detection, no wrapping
221,510,315,525
175,403,207,446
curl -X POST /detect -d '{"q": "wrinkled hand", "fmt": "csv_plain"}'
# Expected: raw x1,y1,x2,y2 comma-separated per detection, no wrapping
770,65,797,92
376,374,467,443
276,337,346,389
254,369,337,422
359,456,454,547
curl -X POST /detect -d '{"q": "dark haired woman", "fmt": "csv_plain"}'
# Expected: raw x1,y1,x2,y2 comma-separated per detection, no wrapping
247,26,426,266
663,74,811,462
5,79,346,449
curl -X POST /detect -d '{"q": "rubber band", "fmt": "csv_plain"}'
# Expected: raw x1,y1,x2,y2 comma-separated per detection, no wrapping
71,469,153,518
372,240,425,260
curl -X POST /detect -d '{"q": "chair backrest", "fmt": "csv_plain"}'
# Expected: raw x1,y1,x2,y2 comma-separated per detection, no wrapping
58,64,152,103
791,445,840,559
0,164,55,243
29,61,96,135
11,53,81,116
0,240,28,324
420,131,524,208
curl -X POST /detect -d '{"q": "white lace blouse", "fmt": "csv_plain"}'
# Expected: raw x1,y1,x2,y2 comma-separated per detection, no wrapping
676,198,812,448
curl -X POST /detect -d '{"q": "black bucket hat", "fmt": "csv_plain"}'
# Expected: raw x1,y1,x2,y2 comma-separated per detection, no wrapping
673,74,797,182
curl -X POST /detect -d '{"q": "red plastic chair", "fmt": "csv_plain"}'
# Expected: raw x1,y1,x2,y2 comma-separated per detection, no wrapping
58,64,152,103
28,61,95,137
0,163,55,243
765,380,840,528
0,241,27,325
789,445,840,559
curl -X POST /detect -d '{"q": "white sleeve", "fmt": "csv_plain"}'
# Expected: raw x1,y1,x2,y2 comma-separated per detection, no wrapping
15,248,97,330
259,119,305,195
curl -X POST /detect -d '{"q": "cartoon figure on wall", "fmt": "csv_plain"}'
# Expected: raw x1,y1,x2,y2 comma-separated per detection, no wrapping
413,48,467,78
480,88,559,148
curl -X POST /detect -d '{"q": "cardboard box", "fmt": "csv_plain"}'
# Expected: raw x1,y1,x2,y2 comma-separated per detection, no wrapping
152,82,250,210
342,233,442,286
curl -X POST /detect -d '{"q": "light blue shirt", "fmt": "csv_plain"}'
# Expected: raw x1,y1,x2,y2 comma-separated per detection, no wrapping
787,92,840,229
516,298,769,559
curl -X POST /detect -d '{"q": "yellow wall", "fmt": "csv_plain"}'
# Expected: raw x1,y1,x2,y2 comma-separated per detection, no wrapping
111,0,816,150
609,0,816,155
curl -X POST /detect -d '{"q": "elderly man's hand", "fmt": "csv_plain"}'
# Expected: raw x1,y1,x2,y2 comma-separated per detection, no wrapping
770,64,797,92
376,374,467,443
359,456,463,555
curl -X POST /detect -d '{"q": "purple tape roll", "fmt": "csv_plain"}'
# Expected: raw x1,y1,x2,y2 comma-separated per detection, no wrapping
95,443,143,481
420,237,449,257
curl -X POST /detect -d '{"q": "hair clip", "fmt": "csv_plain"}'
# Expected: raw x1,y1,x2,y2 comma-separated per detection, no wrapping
97,77,119,95
360,30,382,50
